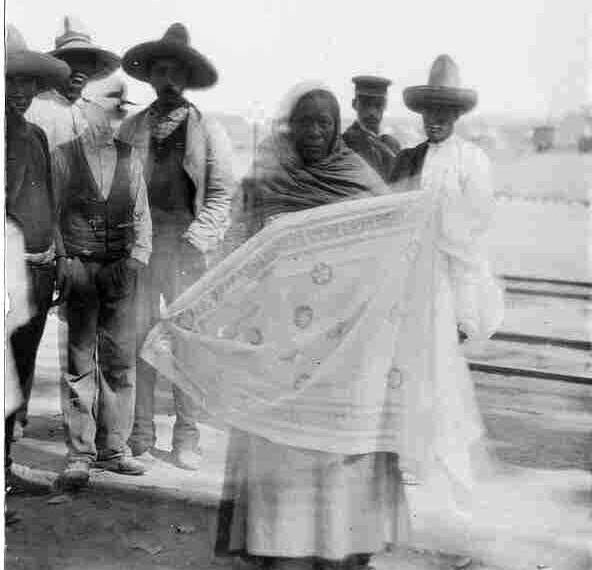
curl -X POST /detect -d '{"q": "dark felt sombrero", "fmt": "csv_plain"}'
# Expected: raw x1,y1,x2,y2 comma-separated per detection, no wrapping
122,23,218,89
403,54,477,114
5,24,71,90
50,16,120,80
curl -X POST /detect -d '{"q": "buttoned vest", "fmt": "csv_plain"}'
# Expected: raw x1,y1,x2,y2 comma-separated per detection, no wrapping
60,139,135,260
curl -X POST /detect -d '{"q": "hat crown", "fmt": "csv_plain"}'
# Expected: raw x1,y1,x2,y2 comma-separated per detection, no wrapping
6,24,28,54
162,23,190,47
427,54,461,88
352,75,391,97
55,15,92,49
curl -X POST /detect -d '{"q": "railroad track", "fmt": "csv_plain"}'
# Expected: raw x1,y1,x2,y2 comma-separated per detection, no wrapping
466,275,592,386
502,274,592,301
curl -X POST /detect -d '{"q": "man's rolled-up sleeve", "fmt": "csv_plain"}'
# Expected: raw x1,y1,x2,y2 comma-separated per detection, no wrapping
129,149,152,265
183,119,236,254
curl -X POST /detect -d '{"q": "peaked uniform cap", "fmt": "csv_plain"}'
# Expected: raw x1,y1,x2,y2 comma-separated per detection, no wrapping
50,16,120,80
352,75,392,97
5,24,71,89
403,54,477,114
122,23,218,90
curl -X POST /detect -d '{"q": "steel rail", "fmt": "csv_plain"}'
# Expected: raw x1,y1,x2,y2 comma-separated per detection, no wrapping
468,362,592,386
505,287,592,301
502,275,592,289
491,332,591,351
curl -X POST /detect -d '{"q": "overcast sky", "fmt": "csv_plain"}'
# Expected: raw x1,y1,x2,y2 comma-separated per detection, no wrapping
5,0,590,119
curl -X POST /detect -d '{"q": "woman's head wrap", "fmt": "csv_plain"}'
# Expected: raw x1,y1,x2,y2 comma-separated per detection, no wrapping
237,81,388,238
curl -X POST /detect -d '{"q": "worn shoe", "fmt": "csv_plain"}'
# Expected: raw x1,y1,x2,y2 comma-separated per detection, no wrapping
134,450,159,465
453,556,473,569
401,472,420,486
172,447,202,471
61,460,90,490
96,456,146,476
6,464,55,495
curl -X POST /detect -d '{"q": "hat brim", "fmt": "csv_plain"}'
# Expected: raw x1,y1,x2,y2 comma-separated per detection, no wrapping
355,90,388,98
6,51,71,90
50,46,121,80
403,86,477,114
122,41,217,89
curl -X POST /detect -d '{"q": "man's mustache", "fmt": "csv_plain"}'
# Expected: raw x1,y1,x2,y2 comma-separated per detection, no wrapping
161,85,182,96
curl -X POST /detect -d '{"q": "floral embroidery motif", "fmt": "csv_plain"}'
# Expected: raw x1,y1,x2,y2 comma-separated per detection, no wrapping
279,349,300,363
294,373,310,390
217,324,239,340
311,262,333,285
387,366,403,389
244,327,263,345
388,303,400,323
156,328,175,353
333,411,348,424
174,309,196,331
404,239,421,262
327,320,348,339
293,305,314,329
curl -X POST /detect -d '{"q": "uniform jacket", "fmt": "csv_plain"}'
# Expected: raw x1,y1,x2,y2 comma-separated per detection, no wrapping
118,103,235,254
388,140,429,187
343,121,400,182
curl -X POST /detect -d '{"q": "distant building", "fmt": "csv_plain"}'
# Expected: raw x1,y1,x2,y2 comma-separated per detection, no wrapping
532,125,555,152
554,109,591,149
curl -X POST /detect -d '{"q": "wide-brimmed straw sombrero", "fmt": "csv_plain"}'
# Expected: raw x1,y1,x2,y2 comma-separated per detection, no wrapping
122,23,218,89
403,54,477,114
50,16,120,80
5,24,71,90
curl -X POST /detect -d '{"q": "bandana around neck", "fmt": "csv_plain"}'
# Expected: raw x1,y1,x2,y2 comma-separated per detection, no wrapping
148,101,190,142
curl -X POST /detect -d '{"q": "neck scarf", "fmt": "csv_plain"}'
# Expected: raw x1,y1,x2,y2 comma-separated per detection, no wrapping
148,99,190,142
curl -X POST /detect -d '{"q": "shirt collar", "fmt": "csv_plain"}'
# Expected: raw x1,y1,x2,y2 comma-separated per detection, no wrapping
80,124,117,149
427,133,458,148
149,97,190,119
355,120,383,139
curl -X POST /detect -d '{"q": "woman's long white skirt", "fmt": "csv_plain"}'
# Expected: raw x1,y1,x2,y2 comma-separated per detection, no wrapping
215,429,410,560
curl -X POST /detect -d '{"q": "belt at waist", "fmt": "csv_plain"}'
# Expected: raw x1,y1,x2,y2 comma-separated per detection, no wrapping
24,243,55,265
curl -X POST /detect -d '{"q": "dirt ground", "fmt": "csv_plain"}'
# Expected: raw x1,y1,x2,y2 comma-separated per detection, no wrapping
5,488,475,570
5,488,223,570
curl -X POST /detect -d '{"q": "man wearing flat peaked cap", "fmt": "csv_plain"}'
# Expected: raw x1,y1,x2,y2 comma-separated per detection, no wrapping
343,75,401,182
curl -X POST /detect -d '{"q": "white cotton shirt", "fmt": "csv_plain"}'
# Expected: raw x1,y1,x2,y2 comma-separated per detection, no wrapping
421,134,503,340
26,90,107,151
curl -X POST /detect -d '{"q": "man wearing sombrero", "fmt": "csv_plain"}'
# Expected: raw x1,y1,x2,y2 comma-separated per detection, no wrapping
390,57,496,570
119,23,235,470
16,16,131,443
390,54,488,190
26,16,120,150
5,24,71,497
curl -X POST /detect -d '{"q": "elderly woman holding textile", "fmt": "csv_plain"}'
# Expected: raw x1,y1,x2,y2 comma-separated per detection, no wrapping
215,84,404,569
141,76,504,567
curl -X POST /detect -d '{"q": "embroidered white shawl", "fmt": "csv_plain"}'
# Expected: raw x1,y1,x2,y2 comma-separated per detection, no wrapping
142,135,503,482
